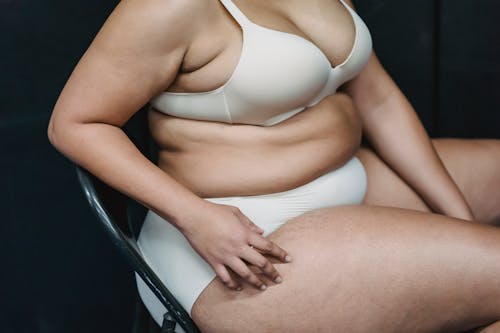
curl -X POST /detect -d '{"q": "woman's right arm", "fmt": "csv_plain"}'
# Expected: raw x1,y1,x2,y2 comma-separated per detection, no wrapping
48,0,290,291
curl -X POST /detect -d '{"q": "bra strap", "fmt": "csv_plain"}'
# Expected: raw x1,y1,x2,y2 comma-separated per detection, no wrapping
338,0,354,14
219,0,251,28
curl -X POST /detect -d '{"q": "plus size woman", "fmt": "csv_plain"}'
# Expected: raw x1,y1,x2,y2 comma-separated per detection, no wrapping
48,0,500,332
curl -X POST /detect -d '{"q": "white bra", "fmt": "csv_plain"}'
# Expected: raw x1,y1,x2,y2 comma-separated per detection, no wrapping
150,0,373,126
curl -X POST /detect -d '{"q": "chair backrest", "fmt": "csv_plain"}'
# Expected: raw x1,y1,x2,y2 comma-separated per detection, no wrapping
75,109,201,333
76,166,201,333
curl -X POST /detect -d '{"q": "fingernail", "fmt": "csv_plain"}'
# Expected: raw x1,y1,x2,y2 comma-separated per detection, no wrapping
236,286,243,291
260,284,267,291
274,276,282,284
285,255,292,262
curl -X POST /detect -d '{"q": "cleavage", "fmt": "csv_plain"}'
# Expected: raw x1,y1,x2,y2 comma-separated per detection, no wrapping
167,0,355,94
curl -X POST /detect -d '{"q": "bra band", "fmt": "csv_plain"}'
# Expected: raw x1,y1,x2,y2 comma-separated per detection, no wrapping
219,0,251,28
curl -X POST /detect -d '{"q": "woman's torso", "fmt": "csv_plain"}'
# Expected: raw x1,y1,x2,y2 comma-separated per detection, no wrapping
147,0,372,197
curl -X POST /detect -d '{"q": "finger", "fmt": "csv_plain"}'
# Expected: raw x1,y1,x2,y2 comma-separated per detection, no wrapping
235,209,264,234
249,235,292,263
241,246,282,284
227,257,267,291
213,264,242,291
236,211,264,234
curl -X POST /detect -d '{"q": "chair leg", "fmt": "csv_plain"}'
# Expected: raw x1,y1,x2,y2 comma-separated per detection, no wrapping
161,312,177,333
132,296,162,333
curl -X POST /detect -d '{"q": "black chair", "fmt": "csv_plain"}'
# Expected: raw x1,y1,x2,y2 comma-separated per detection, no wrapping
76,165,201,333
75,109,201,333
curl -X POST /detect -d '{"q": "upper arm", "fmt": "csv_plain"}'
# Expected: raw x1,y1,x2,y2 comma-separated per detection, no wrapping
339,0,399,114
49,0,201,130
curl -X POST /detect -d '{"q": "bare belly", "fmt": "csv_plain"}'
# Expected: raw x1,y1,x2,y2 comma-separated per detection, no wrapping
148,93,362,198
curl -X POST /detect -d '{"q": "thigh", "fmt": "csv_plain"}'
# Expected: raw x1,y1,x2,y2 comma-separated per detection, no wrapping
191,205,500,333
356,138,500,225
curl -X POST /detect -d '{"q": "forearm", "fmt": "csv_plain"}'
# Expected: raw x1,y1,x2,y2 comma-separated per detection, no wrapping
361,88,473,220
48,120,207,229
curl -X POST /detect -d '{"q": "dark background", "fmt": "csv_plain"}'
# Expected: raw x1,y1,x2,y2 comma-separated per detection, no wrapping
1,0,499,332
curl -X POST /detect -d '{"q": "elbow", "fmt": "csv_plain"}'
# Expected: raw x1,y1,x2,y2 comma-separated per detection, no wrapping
47,113,91,166
47,112,66,152
47,110,79,155
47,116,57,148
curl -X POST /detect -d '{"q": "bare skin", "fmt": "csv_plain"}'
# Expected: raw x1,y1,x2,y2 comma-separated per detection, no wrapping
149,92,362,197
358,139,500,226
47,0,500,331
192,206,500,333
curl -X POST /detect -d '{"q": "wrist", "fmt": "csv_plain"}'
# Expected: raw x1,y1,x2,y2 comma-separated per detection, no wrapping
167,196,214,232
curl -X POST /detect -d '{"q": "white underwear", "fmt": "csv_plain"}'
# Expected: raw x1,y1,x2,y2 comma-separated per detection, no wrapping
135,156,367,330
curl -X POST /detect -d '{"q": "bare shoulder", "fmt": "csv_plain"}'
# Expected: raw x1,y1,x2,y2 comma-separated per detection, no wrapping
93,0,209,54
51,0,213,127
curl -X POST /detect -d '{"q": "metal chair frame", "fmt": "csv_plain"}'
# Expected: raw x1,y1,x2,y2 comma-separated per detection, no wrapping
76,165,202,333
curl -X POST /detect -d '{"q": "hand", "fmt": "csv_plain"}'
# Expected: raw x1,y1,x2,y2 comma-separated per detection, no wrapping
179,201,292,291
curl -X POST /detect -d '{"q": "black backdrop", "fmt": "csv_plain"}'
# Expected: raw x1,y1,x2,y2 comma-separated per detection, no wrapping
1,0,499,332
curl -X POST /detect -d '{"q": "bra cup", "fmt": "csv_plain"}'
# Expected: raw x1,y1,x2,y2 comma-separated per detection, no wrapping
226,26,331,124
149,0,374,126
334,15,373,85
